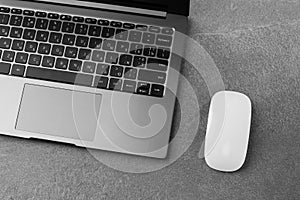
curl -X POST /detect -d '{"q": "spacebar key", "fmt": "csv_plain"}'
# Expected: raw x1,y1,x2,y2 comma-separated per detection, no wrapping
26,67,93,87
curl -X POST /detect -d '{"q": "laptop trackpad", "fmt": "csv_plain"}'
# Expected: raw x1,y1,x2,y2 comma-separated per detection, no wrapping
16,84,102,142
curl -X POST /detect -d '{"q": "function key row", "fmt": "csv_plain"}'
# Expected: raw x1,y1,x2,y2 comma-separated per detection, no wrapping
0,6,174,35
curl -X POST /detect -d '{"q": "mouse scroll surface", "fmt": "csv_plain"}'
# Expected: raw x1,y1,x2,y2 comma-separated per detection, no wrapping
205,91,252,172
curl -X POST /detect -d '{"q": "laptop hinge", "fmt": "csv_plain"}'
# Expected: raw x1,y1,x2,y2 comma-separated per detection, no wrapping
34,0,167,17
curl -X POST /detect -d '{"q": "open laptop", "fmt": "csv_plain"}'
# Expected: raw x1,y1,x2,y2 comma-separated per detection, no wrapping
0,0,189,158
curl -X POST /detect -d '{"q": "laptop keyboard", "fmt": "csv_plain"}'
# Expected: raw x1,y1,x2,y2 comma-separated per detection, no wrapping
0,6,175,98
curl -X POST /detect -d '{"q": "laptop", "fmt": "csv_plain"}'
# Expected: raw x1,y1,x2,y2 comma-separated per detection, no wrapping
0,0,189,158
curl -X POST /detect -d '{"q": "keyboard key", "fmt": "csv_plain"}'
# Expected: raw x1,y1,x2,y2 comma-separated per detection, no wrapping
35,11,47,18
23,29,36,40
115,29,129,40
55,58,69,70
130,43,143,55
10,27,23,38
78,48,92,60
73,16,84,22
92,50,105,62
96,64,109,75
49,32,62,44
143,45,157,57
0,14,9,24
15,52,28,64
11,8,22,15
28,54,42,66
142,32,155,44
133,56,146,68
88,25,101,37
11,64,25,77
129,31,142,42
26,66,93,87
162,28,174,35
12,40,25,51
51,45,65,56
82,61,96,74
110,21,122,28
136,25,148,31
102,39,116,51
101,27,115,38
65,47,78,58
69,60,82,71
62,22,75,33
38,43,51,54
23,10,35,16
119,54,132,66
75,23,88,35
60,15,72,21
36,31,49,42
48,13,59,19
151,84,165,97
2,50,15,62
157,47,170,59
105,52,118,64
49,20,62,31
136,82,150,95
76,36,89,47
147,58,168,72
24,41,38,53
0,62,11,74
0,38,11,49
156,34,173,47
123,23,135,29
62,34,76,45
0,25,10,36
23,17,35,28
0,7,10,13
94,76,109,88
98,19,109,26
85,18,97,24
35,18,49,29
42,56,55,68
110,65,123,77
124,67,137,79
138,69,166,84
89,38,102,49
109,78,122,90
149,26,161,33
122,80,136,93
116,41,129,53
10,15,23,26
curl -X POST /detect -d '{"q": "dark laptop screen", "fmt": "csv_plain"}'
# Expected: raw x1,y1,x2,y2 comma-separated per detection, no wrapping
78,0,190,16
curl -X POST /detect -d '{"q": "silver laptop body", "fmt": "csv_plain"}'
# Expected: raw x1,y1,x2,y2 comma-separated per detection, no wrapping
0,0,189,158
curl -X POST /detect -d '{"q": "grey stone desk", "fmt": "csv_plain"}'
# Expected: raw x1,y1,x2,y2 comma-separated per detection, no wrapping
0,0,299,199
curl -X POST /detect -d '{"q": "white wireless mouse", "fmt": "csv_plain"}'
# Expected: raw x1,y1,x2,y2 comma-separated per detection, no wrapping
205,91,252,172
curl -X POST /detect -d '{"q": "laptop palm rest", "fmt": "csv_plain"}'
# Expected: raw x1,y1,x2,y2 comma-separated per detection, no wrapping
16,84,102,142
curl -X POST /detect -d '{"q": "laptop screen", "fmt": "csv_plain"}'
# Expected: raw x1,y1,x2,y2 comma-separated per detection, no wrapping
79,1,190,16
37,0,190,16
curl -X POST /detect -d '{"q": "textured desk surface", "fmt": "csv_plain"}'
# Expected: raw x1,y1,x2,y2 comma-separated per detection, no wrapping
0,0,299,199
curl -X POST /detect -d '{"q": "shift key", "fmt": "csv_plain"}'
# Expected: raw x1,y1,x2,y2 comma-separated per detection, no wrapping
138,69,166,84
